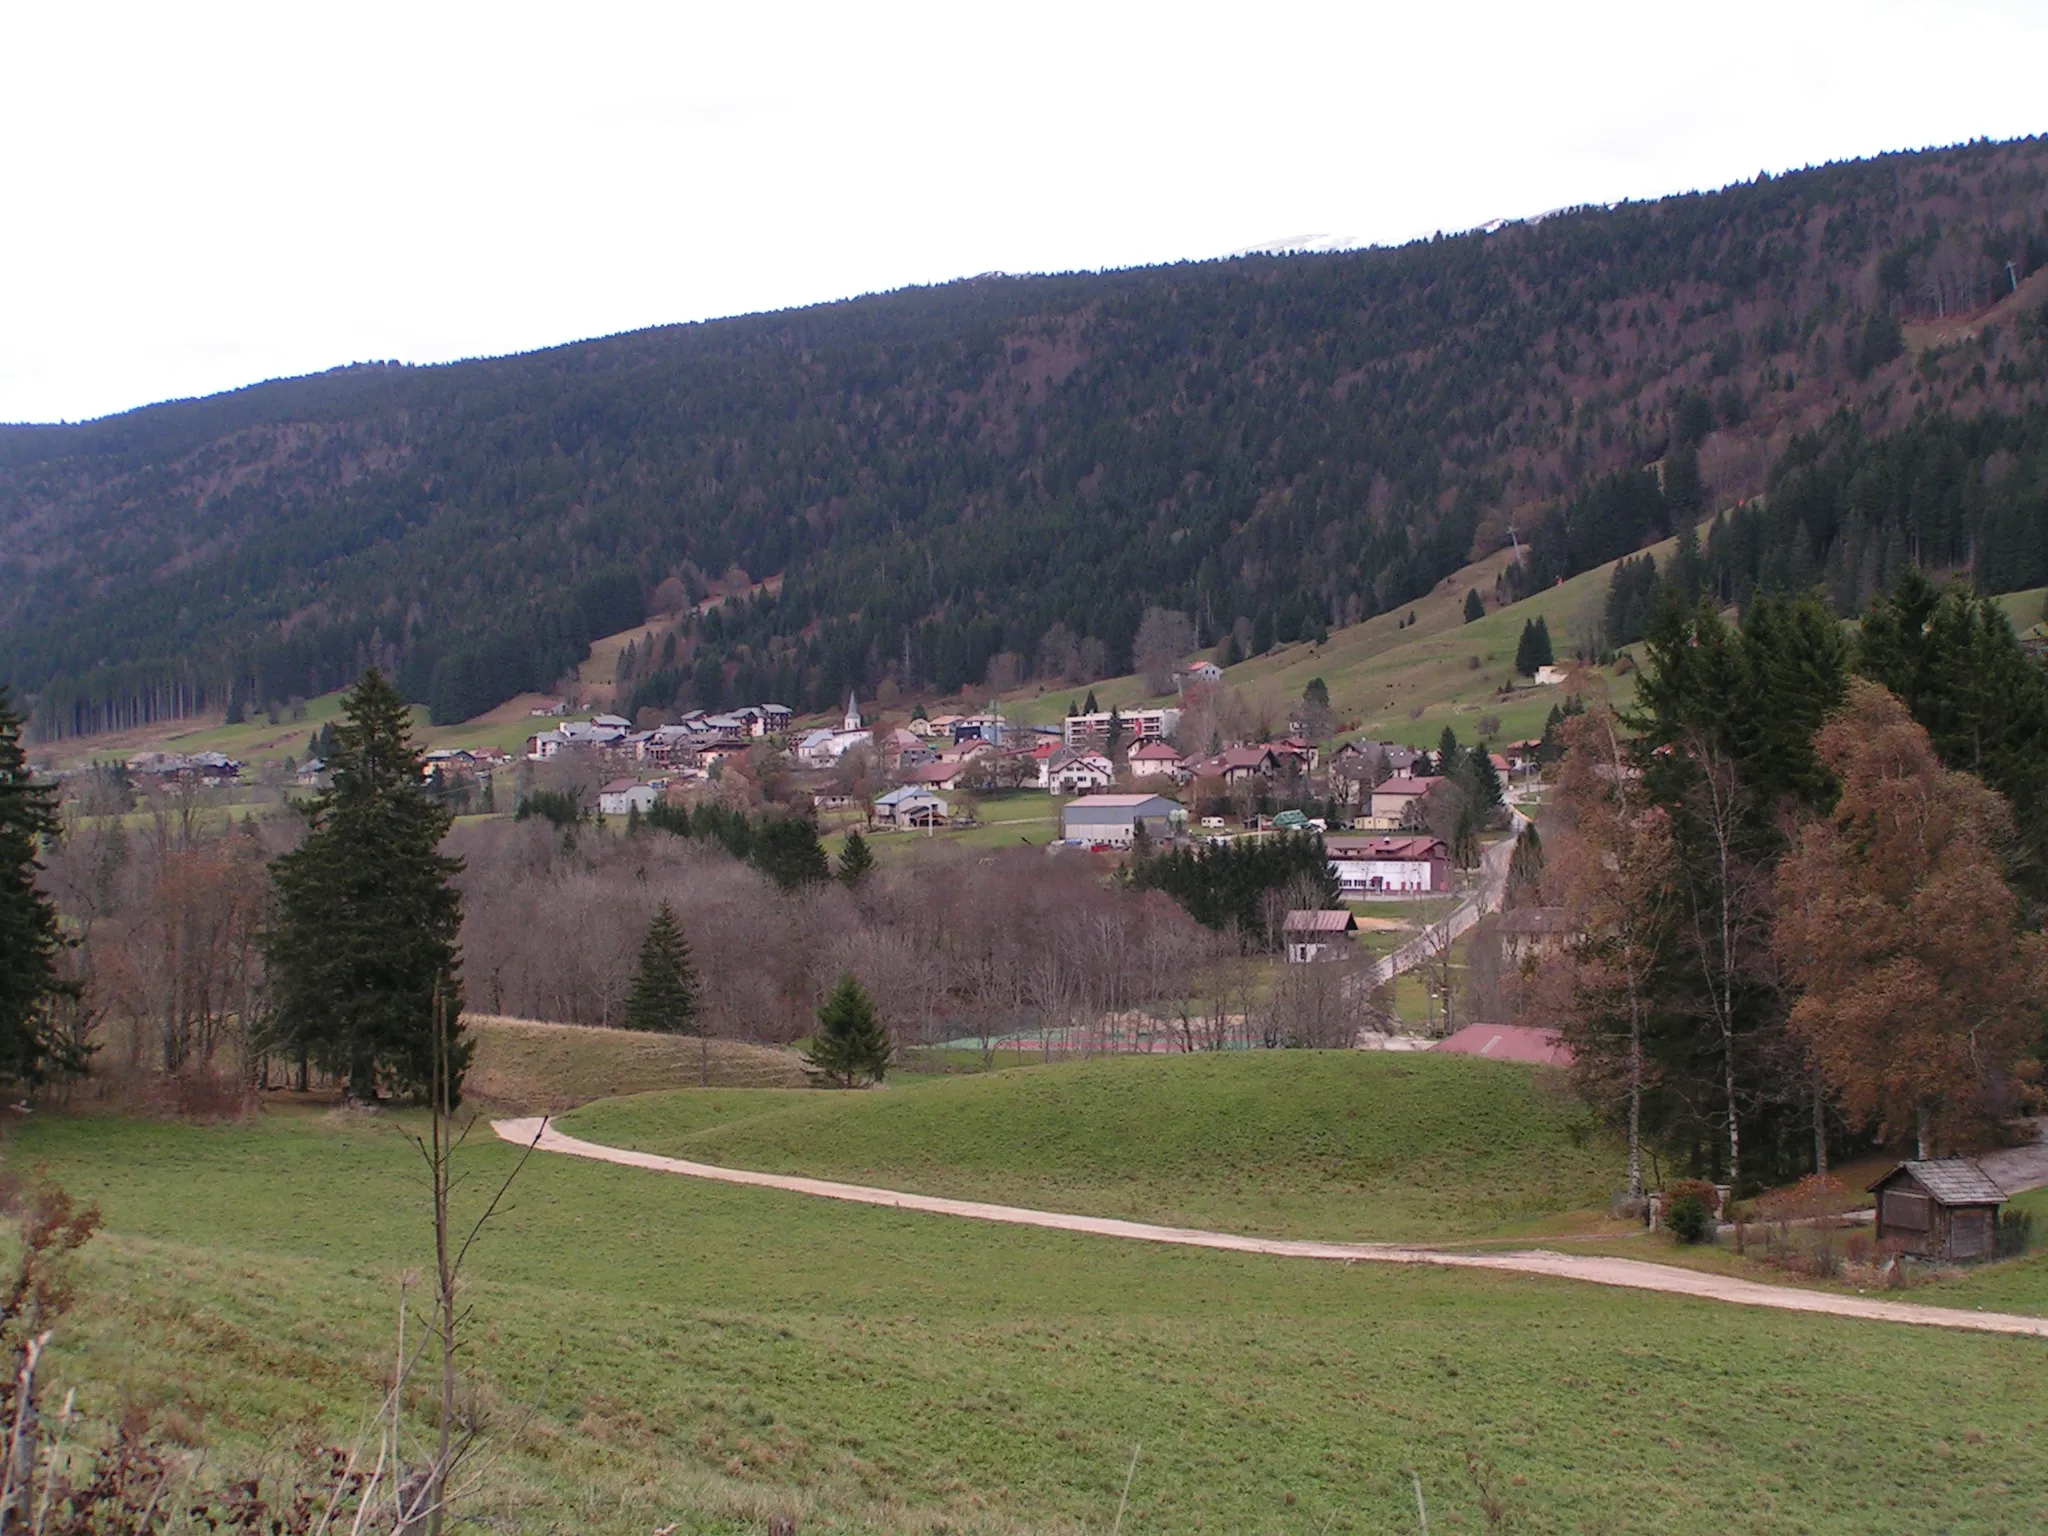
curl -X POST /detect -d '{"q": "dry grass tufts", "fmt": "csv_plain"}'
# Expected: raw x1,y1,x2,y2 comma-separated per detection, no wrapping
462,1014,808,1113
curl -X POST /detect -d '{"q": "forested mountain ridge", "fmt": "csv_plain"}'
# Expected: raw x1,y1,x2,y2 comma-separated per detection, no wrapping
7,135,2048,737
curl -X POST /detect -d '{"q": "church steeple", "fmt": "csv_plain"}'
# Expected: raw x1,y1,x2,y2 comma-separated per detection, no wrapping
842,690,862,732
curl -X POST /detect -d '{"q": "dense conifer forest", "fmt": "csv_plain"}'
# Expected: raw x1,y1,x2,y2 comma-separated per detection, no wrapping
5,136,2048,736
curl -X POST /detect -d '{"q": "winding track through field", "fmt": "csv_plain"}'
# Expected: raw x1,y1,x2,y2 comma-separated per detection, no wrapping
493,1117,2048,1338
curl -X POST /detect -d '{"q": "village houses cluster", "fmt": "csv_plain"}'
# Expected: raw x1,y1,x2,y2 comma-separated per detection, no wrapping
507,683,1541,909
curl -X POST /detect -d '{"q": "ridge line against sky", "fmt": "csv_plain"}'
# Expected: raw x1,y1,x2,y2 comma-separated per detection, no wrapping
4,0,2046,426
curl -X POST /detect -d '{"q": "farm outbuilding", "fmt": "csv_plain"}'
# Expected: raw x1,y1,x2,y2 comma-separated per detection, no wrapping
1060,793,1185,847
1281,908,1357,963
1869,1159,2008,1261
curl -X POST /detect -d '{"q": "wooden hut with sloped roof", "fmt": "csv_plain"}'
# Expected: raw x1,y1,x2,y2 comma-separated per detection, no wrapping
1869,1159,2008,1262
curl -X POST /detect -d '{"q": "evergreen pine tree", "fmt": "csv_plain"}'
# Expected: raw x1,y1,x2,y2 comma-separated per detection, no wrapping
1082,689,1099,715
1437,725,1463,777
1105,708,1126,763
1515,617,1555,676
1303,677,1330,710
1452,797,1481,869
265,668,467,1102
1666,520,1706,605
1506,822,1545,900
624,901,700,1033
1861,570,2048,899
752,817,831,889
1470,744,1506,812
0,688,85,1091
1463,589,1485,623
803,974,891,1087
625,899,706,1081
836,829,876,888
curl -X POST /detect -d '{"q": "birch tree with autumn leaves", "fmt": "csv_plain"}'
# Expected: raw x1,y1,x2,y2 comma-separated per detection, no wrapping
1774,681,2047,1157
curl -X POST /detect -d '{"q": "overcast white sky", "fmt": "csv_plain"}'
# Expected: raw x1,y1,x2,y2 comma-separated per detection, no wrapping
4,1,2044,424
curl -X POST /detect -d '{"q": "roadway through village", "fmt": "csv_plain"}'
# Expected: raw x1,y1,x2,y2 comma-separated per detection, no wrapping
494,1116,2048,1339
1364,801,1530,987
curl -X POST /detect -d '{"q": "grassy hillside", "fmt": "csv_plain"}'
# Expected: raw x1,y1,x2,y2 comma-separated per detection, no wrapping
8,1105,2046,1533
464,1014,807,1111
1004,537,1662,747
558,1051,1620,1241
34,683,548,772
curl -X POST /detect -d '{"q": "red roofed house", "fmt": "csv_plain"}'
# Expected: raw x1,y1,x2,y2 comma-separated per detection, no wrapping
1433,1023,1572,1066
1369,773,1442,823
1128,738,1187,782
1048,750,1115,795
1324,834,1451,895
900,760,967,791
1187,744,1278,785
1269,736,1319,774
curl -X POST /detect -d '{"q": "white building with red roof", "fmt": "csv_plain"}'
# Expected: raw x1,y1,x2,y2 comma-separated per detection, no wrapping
1324,833,1451,894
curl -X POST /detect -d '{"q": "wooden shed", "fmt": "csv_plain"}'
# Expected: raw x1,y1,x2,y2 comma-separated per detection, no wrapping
1868,1159,2008,1261
1281,909,1358,964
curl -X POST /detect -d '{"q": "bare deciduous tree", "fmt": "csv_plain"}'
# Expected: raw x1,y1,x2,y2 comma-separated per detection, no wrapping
1133,608,1195,695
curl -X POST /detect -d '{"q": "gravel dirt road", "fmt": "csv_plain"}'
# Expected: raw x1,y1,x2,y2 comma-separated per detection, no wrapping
494,1117,2048,1338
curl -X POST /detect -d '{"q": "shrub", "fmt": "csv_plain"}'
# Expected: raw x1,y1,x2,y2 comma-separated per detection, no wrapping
1998,1209,2034,1259
1751,1173,1850,1223
1665,1178,1719,1244
515,787,583,828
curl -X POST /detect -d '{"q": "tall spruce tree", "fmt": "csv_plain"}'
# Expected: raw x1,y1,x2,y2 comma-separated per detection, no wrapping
0,688,85,1090
1515,617,1554,676
836,829,876,888
1451,798,1481,869
625,901,700,1035
803,974,891,1088
1622,592,1851,1191
752,817,831,889
266,668,467,1102
1436,726,1464,778
1469,743,1506,813
1859,569,2048,902
1505,822,1545,901
1463,589,1485,623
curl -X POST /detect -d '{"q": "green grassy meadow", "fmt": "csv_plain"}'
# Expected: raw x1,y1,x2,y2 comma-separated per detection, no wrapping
821,791,1067,865
557,1053,1622,1242
998,541,1659,749
10,1088,2048,1535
